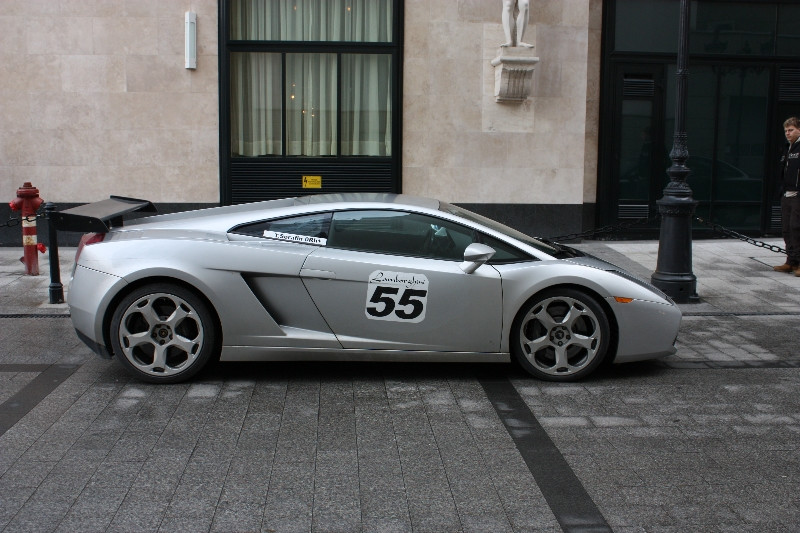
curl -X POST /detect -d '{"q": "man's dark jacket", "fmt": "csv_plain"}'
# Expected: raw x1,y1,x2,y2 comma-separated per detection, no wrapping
779,140,800,194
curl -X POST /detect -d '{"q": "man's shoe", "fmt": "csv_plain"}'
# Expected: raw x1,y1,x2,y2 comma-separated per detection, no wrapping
774,263,794,272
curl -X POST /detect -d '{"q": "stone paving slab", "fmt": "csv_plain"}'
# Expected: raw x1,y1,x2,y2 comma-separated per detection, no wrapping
0,248,73,315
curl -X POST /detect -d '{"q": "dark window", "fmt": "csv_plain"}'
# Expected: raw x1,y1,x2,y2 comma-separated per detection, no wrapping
619,98,661,201
228,1,393,158
328,210,459,259
615,1,785,57
691,2,777,56
683,65,768,208
229,0,392,42
230,52,392,158
614,0,678,53
777,4,800,56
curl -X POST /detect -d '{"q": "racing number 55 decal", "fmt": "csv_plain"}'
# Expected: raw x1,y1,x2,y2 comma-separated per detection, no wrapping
365,271,429,323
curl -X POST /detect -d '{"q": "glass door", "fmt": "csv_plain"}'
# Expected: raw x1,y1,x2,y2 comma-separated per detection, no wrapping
681,64,769,232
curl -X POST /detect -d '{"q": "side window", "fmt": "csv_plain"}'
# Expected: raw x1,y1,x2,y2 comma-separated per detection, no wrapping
328,210,431,256
328,210,521,261
476,233,533,263
230,212,332,245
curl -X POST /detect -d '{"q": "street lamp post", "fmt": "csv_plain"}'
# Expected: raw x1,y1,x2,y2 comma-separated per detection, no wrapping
651,0,699,303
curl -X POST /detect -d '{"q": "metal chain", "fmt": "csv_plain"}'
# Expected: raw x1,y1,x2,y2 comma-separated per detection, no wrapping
547,214,786,255
545,214,660,242
693,216,786,254
1,211,46,229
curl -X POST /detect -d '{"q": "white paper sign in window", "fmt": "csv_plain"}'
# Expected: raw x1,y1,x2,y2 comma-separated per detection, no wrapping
263,231,327,246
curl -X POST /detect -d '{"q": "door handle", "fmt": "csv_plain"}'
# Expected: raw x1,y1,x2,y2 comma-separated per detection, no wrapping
300,268,336,280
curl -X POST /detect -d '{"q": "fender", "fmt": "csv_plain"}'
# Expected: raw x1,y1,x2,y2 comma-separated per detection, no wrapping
493,261,675,353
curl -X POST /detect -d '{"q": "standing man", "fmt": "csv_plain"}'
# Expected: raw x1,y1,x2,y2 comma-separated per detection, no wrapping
774,117,800,274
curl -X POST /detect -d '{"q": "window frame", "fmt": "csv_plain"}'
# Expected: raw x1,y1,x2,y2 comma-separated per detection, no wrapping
228,207,533,263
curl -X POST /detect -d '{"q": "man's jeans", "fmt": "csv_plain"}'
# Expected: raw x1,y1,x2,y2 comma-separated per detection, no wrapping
781,194,800,265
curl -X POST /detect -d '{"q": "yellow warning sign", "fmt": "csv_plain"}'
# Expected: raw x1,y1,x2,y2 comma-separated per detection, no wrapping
302,175,322,188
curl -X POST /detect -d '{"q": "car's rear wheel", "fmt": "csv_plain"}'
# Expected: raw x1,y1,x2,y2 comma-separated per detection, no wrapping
512,288,610,381
110,283,217,383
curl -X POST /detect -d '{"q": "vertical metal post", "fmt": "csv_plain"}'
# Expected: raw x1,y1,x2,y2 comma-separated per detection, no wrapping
45,203,64,304
651,0,699,303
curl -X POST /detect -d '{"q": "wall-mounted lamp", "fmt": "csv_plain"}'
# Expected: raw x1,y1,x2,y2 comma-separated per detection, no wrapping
185,12,197,69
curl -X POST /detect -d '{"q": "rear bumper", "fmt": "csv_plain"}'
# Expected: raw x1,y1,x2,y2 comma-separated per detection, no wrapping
68,265,126,357
75,328,113,359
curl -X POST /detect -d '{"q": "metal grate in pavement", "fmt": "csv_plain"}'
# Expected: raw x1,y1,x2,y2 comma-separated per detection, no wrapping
682,311,800,316
661,359,800,370
0,313,70,318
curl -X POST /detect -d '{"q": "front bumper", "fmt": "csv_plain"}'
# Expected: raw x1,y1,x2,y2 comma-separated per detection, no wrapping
610,298,682,363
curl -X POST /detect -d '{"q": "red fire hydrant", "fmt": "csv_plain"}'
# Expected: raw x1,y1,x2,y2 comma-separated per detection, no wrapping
9,182,46,275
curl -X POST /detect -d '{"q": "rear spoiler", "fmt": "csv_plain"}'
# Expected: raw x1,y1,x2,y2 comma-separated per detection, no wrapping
50,196,157,233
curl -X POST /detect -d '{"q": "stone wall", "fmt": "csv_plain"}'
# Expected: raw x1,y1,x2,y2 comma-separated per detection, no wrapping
402,0,600,209
0,0,220,205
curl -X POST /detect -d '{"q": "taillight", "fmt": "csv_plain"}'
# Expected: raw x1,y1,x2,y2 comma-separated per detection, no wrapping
75,233,105,264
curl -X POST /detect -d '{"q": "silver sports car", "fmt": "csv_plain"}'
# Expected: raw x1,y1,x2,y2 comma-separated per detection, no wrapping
61,193,681,383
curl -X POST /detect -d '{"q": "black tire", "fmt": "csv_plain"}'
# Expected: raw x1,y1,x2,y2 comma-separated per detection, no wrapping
511,288,610,382
109,283,218,383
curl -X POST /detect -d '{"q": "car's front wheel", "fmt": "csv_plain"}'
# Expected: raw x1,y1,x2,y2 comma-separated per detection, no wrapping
109,283,218,383
512,288,610,381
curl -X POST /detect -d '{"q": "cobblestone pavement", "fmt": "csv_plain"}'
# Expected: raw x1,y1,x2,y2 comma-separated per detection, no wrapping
1,240,799,532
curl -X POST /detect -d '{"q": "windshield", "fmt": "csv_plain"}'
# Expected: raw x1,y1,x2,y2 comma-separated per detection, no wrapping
439,202,583,258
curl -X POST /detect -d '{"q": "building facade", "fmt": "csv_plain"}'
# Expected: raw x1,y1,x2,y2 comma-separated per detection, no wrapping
600,0,800,237
1,0,796,245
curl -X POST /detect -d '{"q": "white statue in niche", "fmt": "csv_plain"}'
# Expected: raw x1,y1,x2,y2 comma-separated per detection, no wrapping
501,0,534,48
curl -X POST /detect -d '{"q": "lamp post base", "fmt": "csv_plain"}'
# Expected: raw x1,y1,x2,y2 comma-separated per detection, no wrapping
650,272,699,303
651,193,699,304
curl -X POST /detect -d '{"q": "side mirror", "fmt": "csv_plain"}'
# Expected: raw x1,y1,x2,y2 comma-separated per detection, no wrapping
460,243,496,274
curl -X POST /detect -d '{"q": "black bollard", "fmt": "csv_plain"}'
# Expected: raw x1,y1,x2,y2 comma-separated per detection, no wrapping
46,203,65,304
